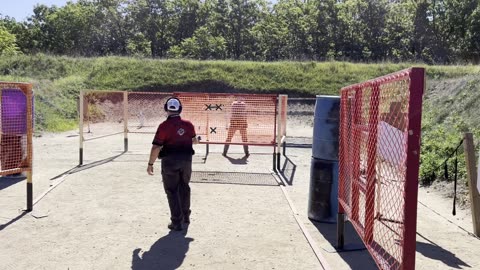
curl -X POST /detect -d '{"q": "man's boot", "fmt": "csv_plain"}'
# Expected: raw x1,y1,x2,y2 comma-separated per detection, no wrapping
243,145,250,157
168,222,182,231
222,145,229,156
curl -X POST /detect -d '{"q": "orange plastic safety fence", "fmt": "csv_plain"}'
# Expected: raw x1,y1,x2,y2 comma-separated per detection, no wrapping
127,92,171,134
175,92,278,146
80,91,285,163
0,82,33,176
82,91,125,141
338,68,424,270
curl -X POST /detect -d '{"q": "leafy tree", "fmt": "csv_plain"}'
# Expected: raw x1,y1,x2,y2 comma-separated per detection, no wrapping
126,33,151,57
310,0,338,60
336,0,367,60
168,26,226,59
205,0,230,38
357,0,389,61
128,0,174,57
412,0,434,62
467,4,480,62
228,0,268,59
384,1,415,61
0,26,20,55
88,0,131,55
171,0,201,43
273,0,316,60
45,1,97,55
0,16,32,54
26,4,59,53
434,0,479,62
251,10,289,60
0,0,478,62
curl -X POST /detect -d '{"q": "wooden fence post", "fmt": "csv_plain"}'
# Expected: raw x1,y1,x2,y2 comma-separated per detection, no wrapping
463,132,480,236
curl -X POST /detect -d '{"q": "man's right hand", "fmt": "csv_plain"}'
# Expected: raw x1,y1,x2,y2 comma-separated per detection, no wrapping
147,164,154,175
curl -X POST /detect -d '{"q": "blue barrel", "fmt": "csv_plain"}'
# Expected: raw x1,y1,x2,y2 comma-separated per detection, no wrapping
312,95,340,160
308,95,340,223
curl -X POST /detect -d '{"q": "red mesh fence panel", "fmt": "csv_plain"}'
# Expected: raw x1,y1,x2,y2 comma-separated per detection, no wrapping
0,82,34,176
338,68,425,270
279,95,288,137
127,92,171,134
175,93,278,146
82,91,125,141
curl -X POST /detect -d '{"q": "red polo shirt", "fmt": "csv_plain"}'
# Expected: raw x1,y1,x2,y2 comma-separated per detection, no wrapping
153,115,196,160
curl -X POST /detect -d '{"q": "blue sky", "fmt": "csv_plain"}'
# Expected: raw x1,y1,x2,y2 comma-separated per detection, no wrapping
0,0,73,21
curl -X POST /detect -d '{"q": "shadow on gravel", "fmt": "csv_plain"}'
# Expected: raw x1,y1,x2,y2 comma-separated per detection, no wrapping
50,152,126,181
311,221,377,270
279,156,296,185
416,232,470,269
131,229,194,270
0,174,26,190
224,155,249,165
0,211,28,231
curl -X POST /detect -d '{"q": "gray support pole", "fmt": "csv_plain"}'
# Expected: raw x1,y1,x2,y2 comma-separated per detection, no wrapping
281,95,288,157
273,147,277,173
26,86,33,211
337,213,345,249
123,91,128,152
277,152,281,171
276,98,281,172
26,171,33,211
79,90,84,165
276,95,285,171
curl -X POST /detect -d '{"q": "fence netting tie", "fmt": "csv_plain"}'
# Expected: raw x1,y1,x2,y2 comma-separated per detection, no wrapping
452,148,459,216
422,138,464,215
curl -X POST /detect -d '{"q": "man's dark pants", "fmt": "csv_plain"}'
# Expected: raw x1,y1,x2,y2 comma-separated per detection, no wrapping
161,158,192,225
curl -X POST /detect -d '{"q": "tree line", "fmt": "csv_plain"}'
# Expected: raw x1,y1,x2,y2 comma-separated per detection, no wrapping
1,0,479,63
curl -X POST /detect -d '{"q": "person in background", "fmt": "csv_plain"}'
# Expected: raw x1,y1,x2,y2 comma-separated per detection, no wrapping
147,97,199,231
223,97,249,157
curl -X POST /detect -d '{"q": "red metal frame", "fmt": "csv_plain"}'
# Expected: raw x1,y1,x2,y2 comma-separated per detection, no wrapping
338,68,425,270
402,68,425,268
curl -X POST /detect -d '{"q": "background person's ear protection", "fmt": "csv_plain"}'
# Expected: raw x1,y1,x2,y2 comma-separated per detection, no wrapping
164,97,183,113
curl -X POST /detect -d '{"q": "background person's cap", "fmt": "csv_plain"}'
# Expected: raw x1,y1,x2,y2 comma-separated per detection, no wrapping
166,98,181,112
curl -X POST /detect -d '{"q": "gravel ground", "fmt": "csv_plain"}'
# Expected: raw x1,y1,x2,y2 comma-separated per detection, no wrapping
1,101,479,270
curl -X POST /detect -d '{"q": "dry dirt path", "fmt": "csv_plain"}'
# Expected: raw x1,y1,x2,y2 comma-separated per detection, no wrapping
1,132,322,270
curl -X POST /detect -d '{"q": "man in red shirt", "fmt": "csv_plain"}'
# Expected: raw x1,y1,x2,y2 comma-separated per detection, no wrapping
147,97,199,231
